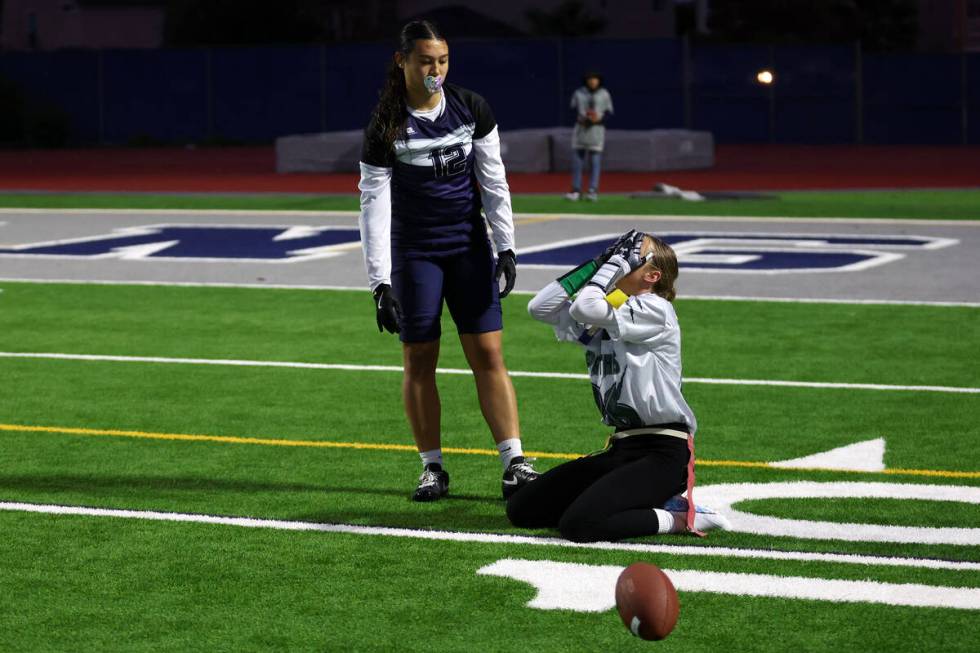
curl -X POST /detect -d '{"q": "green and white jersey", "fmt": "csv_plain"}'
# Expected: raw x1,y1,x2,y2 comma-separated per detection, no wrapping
528,281,696,434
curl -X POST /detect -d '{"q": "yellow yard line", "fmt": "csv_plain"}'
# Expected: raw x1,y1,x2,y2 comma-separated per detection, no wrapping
2,422,979,479
513,216,562,226
698,458,980,479
0,422,572,458
696,459,774,470
882,467,980,479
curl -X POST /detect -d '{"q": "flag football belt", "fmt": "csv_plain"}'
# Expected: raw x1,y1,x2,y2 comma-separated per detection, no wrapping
606,424,705,536
609,426,689,441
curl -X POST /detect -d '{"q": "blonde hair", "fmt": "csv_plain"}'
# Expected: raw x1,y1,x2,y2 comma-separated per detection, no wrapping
641,235,678,302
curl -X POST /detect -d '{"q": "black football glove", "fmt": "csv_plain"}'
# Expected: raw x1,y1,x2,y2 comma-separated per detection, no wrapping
495,249,517,299
373,283,401,334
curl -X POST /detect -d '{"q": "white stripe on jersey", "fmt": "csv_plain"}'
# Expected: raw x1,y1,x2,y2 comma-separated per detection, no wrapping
394,123,476,167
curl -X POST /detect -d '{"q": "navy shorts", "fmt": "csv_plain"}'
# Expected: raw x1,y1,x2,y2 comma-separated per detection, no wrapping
391,242,503,343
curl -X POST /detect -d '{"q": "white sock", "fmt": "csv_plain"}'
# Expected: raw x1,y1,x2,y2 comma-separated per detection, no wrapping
496,438,523,469
419,448,443,469
653,509,686,534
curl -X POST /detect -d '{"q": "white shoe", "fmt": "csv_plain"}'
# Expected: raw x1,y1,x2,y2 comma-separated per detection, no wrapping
565,191,580,201
692,509,731,532
585,191,598,201
663,494,731,532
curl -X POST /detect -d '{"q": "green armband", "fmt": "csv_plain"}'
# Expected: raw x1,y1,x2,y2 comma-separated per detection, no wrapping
557,260,599,295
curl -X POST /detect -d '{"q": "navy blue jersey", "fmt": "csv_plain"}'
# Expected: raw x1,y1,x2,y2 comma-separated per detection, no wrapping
361,84,497,255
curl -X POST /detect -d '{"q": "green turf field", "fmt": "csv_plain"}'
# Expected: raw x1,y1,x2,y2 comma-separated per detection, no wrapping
1,188,979,219
1,192,978,651
0,283,980,651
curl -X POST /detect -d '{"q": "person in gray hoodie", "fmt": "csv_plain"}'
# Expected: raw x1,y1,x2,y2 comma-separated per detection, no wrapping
567,71,614,202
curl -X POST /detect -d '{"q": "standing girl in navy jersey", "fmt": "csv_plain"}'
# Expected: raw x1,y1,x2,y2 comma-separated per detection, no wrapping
358,20,538,502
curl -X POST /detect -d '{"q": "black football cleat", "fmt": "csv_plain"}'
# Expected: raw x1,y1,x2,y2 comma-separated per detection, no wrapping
501,457,539,499
412,464,450,502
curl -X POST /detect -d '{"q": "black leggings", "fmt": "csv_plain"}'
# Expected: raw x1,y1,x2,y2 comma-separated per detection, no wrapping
506,435,689,543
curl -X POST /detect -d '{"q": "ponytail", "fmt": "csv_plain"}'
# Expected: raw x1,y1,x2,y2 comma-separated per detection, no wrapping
375,61,408,152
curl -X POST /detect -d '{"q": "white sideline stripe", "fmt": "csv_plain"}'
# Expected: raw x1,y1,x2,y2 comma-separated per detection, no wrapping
3,501,978,572
1,278,977,307
516,213,980,227
0,278,371,292
0,208,362,217
679,294,980,308
2,351,977,394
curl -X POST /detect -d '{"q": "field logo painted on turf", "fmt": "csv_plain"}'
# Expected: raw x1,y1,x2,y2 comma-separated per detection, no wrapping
695,481,980,545
518,232,958,273
0,224,362,263
477,559,980,612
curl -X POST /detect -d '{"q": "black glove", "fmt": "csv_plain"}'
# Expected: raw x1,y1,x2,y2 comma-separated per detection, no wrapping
596,229,638,268
495,249,517,299
373,283,401,334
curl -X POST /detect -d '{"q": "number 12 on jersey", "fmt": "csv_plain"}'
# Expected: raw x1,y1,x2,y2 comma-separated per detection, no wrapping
428,145,466,178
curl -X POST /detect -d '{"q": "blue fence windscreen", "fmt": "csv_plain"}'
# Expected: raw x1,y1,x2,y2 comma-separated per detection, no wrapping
691,44,771,143
864,53,963,145
450,39,562,130
0,40,972,145
102,48,209,144
323,42,389,133
967,53,979,145
0,50,101,143
210,46,323,142
772,44,855,144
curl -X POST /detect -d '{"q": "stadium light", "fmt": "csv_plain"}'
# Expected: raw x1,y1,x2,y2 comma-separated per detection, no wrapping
756,69,775,85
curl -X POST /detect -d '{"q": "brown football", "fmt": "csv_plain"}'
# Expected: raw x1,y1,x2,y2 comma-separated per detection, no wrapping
615,562,679,641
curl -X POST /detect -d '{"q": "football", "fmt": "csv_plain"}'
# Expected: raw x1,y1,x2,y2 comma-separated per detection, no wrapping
615,562,679,640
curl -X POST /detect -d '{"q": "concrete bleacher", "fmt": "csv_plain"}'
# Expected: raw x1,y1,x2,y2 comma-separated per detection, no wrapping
275,130,364,174
276,128,713,174
543,128,714,172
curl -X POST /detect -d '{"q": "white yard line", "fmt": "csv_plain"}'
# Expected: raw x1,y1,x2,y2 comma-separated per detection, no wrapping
1,351,977,394
2,500,977,573
1,278,977,307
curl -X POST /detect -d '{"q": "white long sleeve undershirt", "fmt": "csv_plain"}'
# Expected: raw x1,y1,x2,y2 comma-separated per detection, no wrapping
357,162,393,291
471,126,515,254
528,281,618,332
569,284,618,329
527,280,569,325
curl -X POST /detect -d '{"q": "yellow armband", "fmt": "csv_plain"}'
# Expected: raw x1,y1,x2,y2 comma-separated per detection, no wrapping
605,289,629,309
